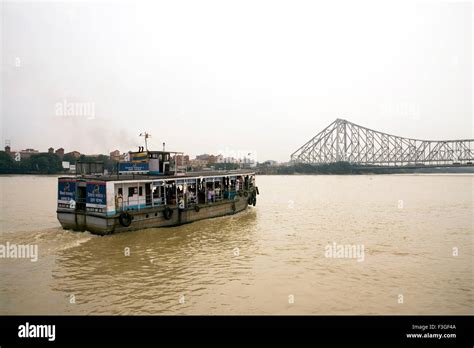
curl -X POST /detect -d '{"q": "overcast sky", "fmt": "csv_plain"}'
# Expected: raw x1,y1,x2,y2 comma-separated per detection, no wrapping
1,0,472,162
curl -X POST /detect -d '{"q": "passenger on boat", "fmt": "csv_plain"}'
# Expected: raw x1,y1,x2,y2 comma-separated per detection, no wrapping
187,190,196,205
177,187,183,207
198,187,205,204
115,189,123,211
207,189,214,203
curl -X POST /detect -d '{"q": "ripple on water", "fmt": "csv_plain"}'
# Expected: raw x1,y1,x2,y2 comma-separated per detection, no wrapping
1,175,473,314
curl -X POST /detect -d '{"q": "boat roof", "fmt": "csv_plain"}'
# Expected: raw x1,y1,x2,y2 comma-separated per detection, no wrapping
59,169,256,182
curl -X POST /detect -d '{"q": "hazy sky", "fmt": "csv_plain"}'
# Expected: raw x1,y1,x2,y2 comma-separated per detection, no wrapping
1,0,472,162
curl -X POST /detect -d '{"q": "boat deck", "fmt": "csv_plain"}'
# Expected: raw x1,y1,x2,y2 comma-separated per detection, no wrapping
59,169,256,182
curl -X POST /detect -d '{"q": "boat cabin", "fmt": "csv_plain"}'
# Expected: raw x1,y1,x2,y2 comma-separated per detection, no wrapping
118,149,181,176
58,171,256,217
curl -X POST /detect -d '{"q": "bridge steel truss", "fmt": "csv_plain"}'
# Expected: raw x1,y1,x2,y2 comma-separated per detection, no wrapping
290,119,474,167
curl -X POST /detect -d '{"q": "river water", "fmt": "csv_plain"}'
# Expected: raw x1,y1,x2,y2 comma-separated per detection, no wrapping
0,174,472,314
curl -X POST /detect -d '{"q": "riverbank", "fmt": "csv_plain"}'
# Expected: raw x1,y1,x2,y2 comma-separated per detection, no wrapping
257,162,474,175
0,151,115,175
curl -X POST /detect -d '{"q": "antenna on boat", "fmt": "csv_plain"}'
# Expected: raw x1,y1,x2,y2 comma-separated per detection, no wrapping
163,142,165,151
139,132,151,151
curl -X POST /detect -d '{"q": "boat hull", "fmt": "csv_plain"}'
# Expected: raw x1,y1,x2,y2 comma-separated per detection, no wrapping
57,196,251,235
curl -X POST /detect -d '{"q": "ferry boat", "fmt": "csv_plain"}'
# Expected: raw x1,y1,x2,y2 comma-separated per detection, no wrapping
56,148,259,235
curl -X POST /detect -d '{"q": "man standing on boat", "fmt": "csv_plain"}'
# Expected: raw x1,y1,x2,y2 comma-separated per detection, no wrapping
207,188,213,203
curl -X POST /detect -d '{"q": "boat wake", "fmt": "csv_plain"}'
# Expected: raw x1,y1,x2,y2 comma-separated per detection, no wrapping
0,228,96,257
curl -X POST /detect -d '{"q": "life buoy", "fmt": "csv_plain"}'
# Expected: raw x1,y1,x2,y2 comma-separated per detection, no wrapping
194,205,200,212
238,191,243,197
244,191,248,197
163,207,173,220
119,212,132,227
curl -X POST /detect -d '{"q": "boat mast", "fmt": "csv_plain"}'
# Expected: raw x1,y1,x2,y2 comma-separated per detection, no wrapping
139,132,151,151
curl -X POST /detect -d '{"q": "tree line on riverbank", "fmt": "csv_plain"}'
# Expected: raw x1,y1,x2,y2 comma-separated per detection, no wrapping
259,162,367,175
257,162,474,174
2,151,472,175
0,151,117,174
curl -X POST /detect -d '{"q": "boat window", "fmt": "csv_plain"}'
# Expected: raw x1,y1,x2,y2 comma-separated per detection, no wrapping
159,154,163,161
118,188,123,197
139,187,143,196
128,187,134,197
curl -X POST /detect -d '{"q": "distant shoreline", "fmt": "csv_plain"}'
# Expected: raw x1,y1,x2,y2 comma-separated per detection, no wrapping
257,171,474,175
256,162,474,175
2,168,473,176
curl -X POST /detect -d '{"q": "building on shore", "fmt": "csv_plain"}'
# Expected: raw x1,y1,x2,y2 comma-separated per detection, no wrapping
110,150,128,161
109,150,121,161
4,145,69,161
65,151,81,159
262,160,278,166
55,148,65,158
189,158,208,169
174,154,190,168
195,154,210,162
4,146,40,160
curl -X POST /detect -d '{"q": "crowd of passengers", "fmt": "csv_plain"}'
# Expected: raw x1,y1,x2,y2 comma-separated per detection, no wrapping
165,175,254,208
115,175,255,211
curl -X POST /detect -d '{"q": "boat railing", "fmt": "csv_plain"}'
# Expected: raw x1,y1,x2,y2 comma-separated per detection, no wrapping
114,188,242,213
153,196,165,206
187,196,197,206
116,194,165,212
